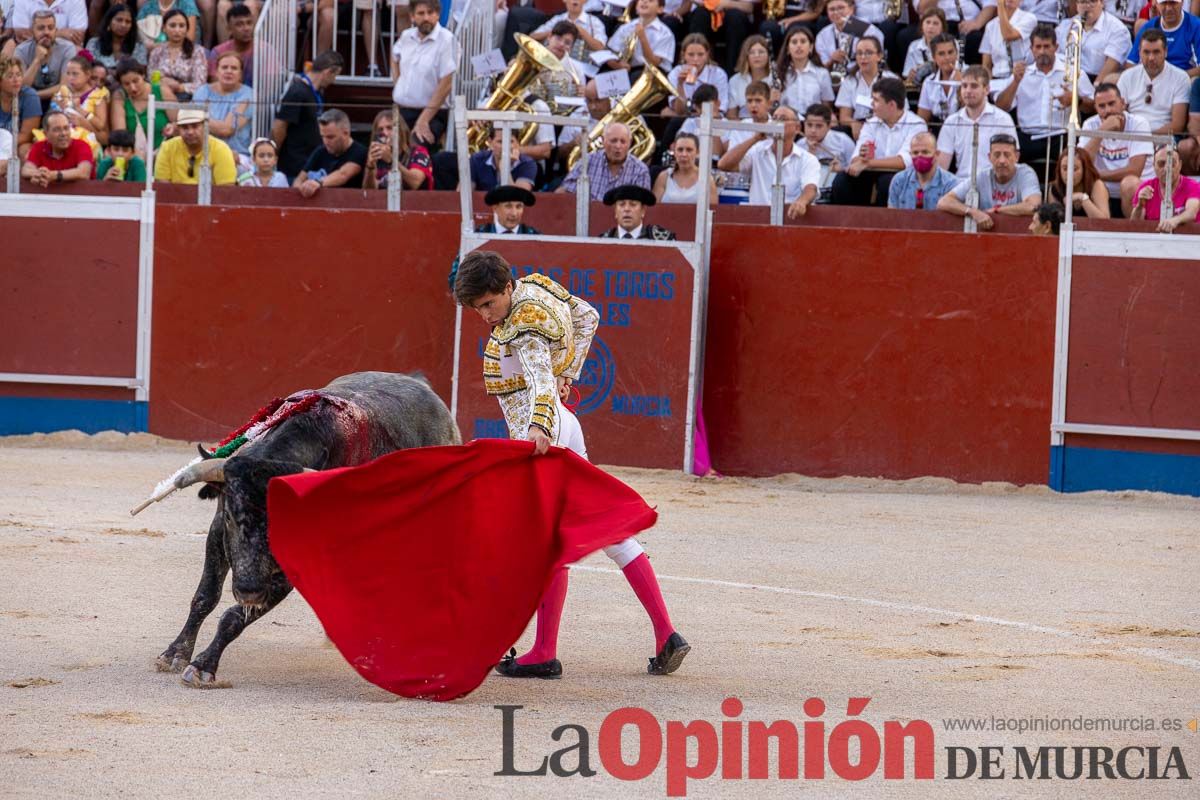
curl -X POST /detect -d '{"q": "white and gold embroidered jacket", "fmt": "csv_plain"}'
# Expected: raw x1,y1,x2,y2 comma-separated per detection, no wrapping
483,273,599,442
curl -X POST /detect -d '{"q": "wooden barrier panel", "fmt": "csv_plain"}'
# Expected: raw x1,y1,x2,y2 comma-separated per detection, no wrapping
705,225,1059,484
1057,254,1200,494
148,206,462,441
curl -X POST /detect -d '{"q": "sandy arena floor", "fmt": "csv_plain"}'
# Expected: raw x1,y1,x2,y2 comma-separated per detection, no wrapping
1,432,1197,799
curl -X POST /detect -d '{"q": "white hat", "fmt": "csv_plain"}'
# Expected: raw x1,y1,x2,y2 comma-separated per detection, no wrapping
176,109,208,126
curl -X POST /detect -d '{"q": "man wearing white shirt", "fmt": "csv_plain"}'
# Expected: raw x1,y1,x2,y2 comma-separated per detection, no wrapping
1116,28,1190,134
1057,0,1130,83
391,0,457,147
716,105,822,218
981,0,1037,80
605,0,674,72
1081,83,1155,216
10,0,85,46
995,23,1095,163
937,65,1019,178
831,76,927,205
532,0,608,58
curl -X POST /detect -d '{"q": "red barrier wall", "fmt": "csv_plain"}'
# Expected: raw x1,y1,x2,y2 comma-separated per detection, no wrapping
0,217,140,402
148,206,461,441
1064,255,1200,458
705,225,1059,484
455,239,696,469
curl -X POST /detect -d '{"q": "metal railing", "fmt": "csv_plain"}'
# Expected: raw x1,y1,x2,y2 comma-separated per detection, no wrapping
253,0,298,141
6,110,18,194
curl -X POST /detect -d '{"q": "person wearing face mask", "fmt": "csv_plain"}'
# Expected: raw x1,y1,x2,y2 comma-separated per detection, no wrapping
887,131,958,209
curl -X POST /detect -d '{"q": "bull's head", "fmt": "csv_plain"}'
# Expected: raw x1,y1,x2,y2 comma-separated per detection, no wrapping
223,458,311,607
175,456,310,608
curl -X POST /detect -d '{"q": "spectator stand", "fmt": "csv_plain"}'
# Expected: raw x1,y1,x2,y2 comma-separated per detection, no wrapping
447,100,764,472
1050,30,1200,493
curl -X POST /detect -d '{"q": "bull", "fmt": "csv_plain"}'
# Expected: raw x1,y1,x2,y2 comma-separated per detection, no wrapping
139,372,460,688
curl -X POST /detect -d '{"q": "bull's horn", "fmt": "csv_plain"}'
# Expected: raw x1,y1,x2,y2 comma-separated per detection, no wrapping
174,458,227,489
130,457,228,516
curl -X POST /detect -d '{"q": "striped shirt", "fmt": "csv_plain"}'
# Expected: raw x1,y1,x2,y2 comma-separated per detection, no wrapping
560,153,651,202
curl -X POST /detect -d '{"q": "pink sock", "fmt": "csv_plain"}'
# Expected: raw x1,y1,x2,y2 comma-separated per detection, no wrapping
622,554,675,651
517,567,568,664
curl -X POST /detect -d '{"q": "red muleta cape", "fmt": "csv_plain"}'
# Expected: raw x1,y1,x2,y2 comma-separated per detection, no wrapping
266,439,657,701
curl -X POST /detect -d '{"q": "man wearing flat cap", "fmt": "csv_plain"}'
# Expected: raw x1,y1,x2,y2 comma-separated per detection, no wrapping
600,184,676,241
448,184,542,291
154,108,239,186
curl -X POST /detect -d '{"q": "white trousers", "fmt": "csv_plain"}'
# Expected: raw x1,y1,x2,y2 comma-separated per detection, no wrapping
558,402,645,570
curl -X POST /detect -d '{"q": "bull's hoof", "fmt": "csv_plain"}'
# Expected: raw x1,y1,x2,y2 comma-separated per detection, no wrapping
155,652,189,673
180,664,230,689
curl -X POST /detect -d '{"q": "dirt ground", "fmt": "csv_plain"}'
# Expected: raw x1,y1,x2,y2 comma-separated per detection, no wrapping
1,432,1197,799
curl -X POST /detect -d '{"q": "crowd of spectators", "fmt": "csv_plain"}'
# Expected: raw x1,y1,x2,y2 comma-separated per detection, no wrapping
2,0,1198,228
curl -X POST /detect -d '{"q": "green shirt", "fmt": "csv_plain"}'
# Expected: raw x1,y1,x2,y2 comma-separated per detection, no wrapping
96,156,148,182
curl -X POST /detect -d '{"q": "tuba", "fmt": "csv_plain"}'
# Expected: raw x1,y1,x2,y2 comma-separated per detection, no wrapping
567,61,683,169
468,34,567,152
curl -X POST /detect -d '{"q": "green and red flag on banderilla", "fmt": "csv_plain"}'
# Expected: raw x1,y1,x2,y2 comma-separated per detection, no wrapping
266,439,657,701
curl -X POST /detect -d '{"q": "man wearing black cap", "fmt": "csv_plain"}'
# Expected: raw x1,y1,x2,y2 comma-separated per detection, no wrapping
447,185,541,291
599,184,677,241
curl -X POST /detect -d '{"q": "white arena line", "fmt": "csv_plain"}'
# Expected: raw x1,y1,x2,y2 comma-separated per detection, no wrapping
569,565,1200,673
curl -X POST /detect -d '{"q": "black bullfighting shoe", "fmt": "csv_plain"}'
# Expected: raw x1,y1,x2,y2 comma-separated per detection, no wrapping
495,648,563,679
647,632,690,675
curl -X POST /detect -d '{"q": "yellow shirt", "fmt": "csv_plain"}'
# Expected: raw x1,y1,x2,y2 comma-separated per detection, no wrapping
154,135,238,185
